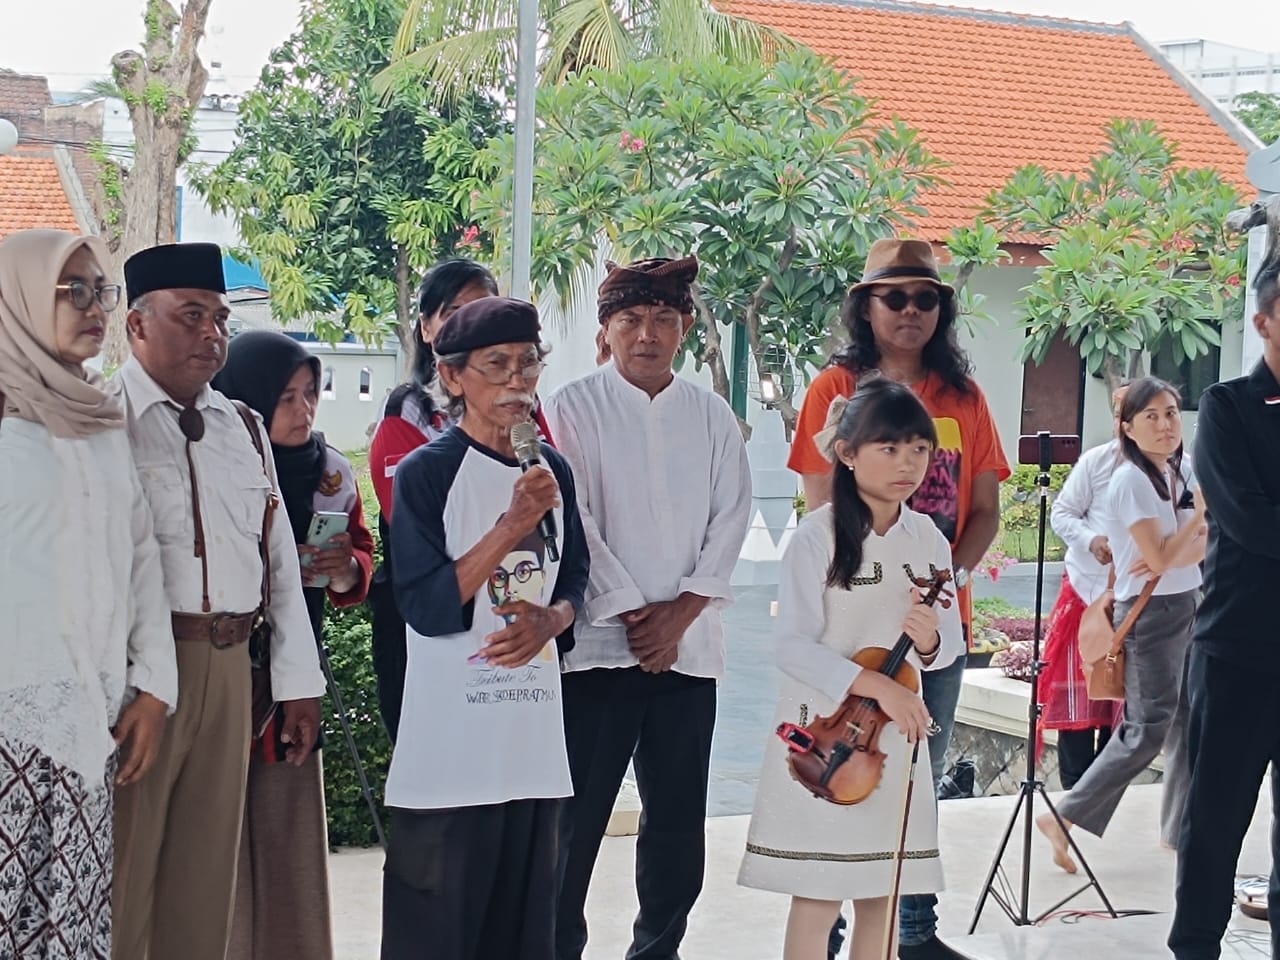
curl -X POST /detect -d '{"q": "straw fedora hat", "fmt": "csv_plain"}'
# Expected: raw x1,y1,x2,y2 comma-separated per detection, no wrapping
849,238,954,295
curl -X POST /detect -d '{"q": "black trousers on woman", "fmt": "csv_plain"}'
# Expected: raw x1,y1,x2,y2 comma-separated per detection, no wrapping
555,666,717,960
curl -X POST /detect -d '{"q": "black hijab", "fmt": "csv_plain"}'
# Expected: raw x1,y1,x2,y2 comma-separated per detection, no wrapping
213,330,326,545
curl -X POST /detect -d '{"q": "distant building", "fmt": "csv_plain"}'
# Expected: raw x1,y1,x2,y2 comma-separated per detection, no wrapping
1160,39,1280,107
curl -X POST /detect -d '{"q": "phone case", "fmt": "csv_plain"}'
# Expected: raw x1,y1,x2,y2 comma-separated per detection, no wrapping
302,512,350,588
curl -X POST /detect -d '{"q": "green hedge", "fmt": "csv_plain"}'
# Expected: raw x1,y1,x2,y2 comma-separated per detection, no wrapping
320,453,390,848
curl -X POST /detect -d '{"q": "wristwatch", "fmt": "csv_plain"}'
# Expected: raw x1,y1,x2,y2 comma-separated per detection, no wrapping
953,566,971,590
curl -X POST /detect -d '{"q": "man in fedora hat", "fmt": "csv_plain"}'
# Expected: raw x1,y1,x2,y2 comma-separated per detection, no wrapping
543,256,752,960
789,237,1009,960
110,242,325,960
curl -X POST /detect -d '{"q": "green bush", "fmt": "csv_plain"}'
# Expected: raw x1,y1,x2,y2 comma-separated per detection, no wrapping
999,464,1070,562
320,452,390,848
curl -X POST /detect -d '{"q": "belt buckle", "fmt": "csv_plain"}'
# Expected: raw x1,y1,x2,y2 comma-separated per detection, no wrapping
210,614,235,650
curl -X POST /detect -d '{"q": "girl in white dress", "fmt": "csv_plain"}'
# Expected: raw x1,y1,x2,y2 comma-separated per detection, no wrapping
739,377,964,960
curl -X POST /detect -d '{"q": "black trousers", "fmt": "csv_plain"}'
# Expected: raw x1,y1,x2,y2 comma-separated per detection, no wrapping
556,667,717,960
1057,726,1113,790
1168,646,1280,960
381,798,562,960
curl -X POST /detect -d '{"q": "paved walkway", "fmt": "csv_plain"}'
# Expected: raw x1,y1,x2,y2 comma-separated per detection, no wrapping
332,782,1273,959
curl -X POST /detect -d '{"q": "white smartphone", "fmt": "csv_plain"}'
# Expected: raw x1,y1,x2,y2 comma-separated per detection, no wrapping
301,510,350,588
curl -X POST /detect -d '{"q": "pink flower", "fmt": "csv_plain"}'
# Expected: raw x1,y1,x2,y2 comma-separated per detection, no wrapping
630,137,645,152
1227,274,1241,287
620,132,633,148
460,224,481,248
470,190,481,201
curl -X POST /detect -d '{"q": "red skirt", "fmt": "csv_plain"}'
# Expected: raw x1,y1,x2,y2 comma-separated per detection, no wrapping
1037,574,1120,755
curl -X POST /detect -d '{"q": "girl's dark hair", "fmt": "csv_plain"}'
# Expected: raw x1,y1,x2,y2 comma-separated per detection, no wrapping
1117,375,1183,501
831,286,973,396
826,376,938,589
409,258,500,388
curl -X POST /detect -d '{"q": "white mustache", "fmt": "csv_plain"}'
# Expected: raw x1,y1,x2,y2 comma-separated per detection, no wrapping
497,392,534,406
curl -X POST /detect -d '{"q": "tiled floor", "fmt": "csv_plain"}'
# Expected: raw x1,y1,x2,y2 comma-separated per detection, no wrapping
329,781,1274,959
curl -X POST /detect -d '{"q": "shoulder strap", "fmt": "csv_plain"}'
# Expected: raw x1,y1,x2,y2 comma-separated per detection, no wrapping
231,400,278,609
1107,575,1161,657
0,390,5,427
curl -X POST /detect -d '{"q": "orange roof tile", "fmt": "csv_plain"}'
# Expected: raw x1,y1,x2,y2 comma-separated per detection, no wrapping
0,153,80,242
725,0,1255,240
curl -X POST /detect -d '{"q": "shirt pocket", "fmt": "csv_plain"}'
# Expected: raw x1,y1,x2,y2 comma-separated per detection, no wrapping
136,462,191,547
217,449,274,542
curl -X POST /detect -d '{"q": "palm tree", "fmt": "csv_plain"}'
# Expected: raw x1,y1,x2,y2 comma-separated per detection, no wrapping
375,0,788,101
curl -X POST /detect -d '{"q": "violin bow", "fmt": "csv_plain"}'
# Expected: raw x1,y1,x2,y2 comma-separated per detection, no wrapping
881,738,922,960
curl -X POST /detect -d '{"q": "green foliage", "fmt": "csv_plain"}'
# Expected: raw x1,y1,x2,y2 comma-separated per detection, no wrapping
983,119,1246,389
321,453,390,848
89,141,124,233
476,52,988,424
998,465,1070,561
190,0,507,346
1234,92,1280,145
380,0,789,106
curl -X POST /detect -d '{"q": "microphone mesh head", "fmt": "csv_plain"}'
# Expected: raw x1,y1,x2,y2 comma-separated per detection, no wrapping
510,421,540,461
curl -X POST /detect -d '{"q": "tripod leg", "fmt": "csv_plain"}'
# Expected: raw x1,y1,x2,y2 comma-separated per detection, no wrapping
968,783,1036,931
1034,785,1117,919
320,646,388,850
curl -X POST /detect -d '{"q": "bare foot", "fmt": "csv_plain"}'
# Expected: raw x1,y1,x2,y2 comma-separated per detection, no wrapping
1037,811,1078,874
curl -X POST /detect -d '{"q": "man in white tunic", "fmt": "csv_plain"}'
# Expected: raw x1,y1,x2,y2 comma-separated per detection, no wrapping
109,243,325,960
543,256,752,960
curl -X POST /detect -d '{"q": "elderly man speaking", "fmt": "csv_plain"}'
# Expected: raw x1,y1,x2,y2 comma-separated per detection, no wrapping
544,256,752,960
383,297,589,960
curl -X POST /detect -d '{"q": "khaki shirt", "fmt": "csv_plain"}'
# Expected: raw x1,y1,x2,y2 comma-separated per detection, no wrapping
113,357,324,703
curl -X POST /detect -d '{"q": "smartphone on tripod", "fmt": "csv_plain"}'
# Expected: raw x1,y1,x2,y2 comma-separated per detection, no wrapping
1017,433,1081,468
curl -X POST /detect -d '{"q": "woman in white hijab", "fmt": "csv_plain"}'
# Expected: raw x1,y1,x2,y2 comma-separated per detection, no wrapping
0,230,177,958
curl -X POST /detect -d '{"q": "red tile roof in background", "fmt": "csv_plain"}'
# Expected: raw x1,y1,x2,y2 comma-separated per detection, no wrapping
725,0,1255,241
0,153,80,241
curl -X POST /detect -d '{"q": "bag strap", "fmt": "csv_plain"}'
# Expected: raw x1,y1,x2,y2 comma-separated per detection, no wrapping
231,400,278,610
1106,575,1161,658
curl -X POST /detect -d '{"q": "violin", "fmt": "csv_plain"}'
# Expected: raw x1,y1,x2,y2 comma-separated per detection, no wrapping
776,569,953,806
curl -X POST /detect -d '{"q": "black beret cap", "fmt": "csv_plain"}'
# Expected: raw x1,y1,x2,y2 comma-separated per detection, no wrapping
434,297,541,354
124,242,226,304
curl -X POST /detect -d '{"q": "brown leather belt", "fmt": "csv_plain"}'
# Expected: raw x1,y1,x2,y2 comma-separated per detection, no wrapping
171,611,257,649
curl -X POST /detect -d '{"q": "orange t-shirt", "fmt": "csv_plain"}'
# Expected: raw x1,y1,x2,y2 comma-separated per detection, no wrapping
788,365,1011,635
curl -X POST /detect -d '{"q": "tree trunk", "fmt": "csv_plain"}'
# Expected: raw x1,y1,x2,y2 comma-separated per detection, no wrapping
101,0,213,369
742,230,800,432
692,293,751,440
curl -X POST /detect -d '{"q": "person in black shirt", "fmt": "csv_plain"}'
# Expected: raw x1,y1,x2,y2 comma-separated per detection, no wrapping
1168,266,1280,960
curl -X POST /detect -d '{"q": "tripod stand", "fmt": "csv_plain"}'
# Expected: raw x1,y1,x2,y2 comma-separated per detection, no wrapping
968,431,1115,930
319,644,388,850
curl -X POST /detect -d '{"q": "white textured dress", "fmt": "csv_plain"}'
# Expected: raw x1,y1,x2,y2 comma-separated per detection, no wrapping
738,504,964,901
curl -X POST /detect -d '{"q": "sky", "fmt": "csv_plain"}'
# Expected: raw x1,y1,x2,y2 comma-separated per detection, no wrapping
2,0,1278,96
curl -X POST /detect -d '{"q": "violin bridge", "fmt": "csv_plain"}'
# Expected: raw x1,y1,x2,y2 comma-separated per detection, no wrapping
845,720,863,738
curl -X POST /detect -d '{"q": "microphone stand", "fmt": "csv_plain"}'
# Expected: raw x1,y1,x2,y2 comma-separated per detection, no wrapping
968,431,1115,930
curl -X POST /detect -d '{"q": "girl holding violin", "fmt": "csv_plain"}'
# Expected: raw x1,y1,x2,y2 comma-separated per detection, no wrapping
739,377,964,960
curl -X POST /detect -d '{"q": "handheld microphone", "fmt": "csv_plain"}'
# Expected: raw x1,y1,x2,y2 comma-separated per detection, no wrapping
510,422,560,563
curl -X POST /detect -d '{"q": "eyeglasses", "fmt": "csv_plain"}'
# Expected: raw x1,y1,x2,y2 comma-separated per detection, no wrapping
870,289,941,313
467,359,546,385
490,560,540,592
54,281,122,312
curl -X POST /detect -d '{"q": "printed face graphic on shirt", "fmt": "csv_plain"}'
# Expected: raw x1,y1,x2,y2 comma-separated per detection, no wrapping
908,416,961,544
487,524,548,612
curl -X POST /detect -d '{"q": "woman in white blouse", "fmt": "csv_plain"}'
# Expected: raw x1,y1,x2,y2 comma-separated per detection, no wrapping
1041,386,1127,788
0,230,177,958
1038,376,1206,873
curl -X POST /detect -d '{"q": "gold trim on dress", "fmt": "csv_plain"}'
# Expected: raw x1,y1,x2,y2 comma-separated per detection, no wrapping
744,842,940,863
850,562,883,586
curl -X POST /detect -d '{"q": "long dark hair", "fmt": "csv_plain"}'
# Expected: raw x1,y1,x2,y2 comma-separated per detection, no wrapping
831,286,973,395
1117,375,1183,501
826,376,938,589
409,258,499,388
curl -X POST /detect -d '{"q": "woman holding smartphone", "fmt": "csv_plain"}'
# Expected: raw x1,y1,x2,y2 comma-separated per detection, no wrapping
1038,376,1206,873
213,330,375,960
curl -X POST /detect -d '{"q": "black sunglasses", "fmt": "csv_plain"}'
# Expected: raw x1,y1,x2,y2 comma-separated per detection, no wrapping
870,289,941,313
